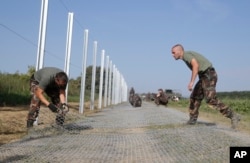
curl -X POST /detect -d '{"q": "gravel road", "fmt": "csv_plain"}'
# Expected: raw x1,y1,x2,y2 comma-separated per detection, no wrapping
1,102,250,163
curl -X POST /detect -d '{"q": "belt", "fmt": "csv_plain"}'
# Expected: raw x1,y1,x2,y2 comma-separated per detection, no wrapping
205,67,215,72
199,67,215,75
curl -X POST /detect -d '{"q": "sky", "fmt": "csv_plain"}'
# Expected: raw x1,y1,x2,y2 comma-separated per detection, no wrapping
1,0,250,97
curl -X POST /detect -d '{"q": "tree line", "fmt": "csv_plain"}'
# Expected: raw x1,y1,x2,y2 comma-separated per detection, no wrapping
1,66,250,106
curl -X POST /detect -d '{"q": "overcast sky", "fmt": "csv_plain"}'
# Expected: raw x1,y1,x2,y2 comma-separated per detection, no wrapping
1,0,250,97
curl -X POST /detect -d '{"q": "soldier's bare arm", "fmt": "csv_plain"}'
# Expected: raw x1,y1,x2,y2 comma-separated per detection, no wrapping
59,89,66,104
34,87,50,106
189,58,199,91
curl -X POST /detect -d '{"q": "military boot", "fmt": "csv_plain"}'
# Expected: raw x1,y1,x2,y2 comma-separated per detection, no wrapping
186,117,197,125
230,112,241,129
27,120,34,128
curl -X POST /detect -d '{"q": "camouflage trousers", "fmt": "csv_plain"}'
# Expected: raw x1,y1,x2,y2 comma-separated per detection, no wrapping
27,75,60,122
189,68,233,121
155,96,168,106
129,94,142,107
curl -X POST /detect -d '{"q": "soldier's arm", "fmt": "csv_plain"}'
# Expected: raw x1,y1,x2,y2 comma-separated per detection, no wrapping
59,89,66,104
35,87,50,106
189,58,199,91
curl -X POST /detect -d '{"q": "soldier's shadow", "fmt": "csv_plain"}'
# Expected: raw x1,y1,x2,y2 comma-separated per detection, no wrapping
63,123,93,131
196,121,216,126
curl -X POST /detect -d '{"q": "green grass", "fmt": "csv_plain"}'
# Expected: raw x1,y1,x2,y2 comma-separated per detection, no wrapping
0,72,99,106
168,98,250,133
168,98,250,114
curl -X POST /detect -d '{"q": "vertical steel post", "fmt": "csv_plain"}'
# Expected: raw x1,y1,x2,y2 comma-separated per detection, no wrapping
98,50,105,109
36,0,48,71
64,12,74,103
111,65,116,105
34,0,48,126
103,56,109,107
115,70,120,104
107,60,112,106
79,29,89,114
90,41,97,110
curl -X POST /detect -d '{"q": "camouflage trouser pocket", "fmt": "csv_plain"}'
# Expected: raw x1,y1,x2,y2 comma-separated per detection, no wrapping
28,78,41,121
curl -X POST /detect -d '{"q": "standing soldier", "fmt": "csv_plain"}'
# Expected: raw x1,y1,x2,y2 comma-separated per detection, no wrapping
27,67,69,128
129,87,135,105
155,88,168,106
171,44,240,129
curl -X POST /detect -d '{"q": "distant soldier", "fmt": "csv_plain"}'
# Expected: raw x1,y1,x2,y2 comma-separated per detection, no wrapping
129,87,135,96
131,94,142,107
27,67,69,128
155,88,168,106
129,87,135,105
129,87,142,107
145,92,152,101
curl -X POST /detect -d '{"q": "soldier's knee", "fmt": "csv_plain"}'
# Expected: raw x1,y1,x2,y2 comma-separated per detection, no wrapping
206,98,217,105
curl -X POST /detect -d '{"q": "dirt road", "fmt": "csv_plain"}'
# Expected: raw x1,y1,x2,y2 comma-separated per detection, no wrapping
1,102,250,162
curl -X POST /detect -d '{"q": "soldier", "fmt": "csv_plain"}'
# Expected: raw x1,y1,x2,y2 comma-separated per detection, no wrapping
155,88,168,106
129,87,135,105
145,92,152,101
171,44,240,129
27,67,69,128
129,87,142,107
132,94,142,107
129,87,135,96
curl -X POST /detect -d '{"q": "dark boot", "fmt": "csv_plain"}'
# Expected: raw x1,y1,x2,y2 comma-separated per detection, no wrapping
186,117,197,125
27,120,34,128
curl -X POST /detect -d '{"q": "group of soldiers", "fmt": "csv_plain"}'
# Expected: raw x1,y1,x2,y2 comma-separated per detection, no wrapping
129,87,169,107
27,43,241,129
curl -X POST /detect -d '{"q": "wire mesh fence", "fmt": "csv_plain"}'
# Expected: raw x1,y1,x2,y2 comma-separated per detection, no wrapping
1,102,250,162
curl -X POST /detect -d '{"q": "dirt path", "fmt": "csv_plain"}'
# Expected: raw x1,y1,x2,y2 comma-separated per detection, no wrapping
1,102,250,162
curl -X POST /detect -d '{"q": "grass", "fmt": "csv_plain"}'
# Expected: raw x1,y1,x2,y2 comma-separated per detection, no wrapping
168,99,250,134
0,101,100,145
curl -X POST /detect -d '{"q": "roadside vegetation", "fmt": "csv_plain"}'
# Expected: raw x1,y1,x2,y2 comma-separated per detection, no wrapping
0,66,104,106
168,94,250,134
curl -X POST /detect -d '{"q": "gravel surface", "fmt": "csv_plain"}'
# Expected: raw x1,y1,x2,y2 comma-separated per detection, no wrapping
1,102,250,163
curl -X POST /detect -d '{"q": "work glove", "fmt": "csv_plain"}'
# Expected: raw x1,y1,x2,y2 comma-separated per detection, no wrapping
48,103,59,113
59,103,69,113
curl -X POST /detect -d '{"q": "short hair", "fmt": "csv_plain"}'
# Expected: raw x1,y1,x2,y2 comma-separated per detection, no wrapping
172,44,184,51
158,88,163,92
55,72,68,83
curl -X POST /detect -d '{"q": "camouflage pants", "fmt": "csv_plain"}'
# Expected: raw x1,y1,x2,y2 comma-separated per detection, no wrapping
129,94,142,107
155,96,168,106
27,75,60,122
189,68,233,121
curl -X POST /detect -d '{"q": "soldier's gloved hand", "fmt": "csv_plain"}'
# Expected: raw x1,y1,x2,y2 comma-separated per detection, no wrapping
60,103,69,113
48,103,59,113
61,103,68,109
